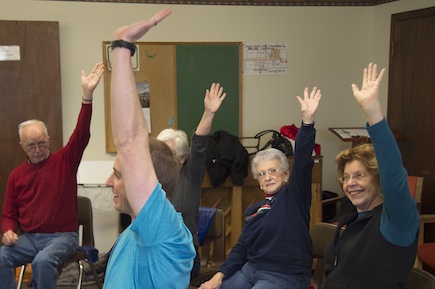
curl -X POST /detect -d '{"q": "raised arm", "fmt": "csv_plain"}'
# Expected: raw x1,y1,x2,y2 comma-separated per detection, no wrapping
353,64,418,246
351,63,386,126
110,9,172,216
291,87,321,199
81,62,104,103
296,86,322,124
195,83,226,136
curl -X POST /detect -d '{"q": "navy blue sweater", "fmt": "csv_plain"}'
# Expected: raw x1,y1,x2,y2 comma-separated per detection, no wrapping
219,123,315,278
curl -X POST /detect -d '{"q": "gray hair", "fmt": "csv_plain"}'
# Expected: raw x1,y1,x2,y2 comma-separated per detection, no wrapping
251,148,290,180
18,119,49,142
156,128,189,159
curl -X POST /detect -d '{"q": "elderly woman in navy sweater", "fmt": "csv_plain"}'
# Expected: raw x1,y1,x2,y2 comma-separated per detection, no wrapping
200,87,321,289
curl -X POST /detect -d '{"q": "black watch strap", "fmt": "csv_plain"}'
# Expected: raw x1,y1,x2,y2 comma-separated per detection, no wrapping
111,40,136,56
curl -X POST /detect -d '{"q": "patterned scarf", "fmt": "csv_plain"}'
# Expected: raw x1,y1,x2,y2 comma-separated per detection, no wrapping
245,197,276,222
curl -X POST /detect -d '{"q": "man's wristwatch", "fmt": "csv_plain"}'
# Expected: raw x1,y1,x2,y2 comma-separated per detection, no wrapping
111,40,136,56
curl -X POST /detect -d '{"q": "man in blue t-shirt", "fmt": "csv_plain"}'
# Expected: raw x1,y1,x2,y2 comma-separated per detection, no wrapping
102,9,195,289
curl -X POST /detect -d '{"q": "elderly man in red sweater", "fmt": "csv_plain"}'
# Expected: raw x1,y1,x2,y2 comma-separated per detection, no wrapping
0,62,104,289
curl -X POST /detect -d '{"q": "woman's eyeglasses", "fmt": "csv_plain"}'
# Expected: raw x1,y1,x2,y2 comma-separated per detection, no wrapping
258,168,280,179
339,173,366,184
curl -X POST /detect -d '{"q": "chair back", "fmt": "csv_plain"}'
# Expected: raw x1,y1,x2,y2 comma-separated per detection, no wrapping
407,176,423,213
60,196,102,289
310,222,341,289
77,196,94,247
191,208,225,286
311,222,337,258
407,176,425,269
201,208,225,267
406,267,435,289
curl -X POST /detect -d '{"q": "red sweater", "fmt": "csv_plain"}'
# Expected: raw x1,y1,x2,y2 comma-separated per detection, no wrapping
2,103,92,234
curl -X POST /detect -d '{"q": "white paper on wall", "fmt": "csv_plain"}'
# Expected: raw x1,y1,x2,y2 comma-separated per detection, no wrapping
77,161,114,185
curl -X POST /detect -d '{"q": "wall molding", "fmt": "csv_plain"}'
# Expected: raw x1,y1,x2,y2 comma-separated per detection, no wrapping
54,0,398,6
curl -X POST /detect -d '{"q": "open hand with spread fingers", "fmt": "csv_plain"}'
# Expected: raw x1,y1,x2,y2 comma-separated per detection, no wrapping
296,86,322,124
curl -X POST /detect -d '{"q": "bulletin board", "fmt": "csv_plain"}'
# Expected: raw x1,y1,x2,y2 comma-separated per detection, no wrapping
103,42,242,153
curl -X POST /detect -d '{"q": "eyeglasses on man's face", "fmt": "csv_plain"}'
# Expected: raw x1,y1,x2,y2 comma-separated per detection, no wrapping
258,168,281,179
339,173,367,184
24,141,48,152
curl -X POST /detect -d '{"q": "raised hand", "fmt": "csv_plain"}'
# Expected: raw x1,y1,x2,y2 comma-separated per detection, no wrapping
351,63,385,108
81,62,104,99
113,9,172,43
296,86,322,124
351,63,385,125
196,83,227,136
205,83,227,114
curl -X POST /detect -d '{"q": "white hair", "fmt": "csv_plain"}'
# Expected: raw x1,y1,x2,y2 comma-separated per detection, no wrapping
18,119,49,142
156,129,189,159
251,148,290,180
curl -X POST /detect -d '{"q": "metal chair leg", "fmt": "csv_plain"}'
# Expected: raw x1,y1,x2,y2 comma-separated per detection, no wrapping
86,260,103,289
76,260,84,289
16,265,26,289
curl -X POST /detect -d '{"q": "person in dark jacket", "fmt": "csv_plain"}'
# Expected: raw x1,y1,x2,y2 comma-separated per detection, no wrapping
320,63,419,289
157,82,226,280
199,86,322,289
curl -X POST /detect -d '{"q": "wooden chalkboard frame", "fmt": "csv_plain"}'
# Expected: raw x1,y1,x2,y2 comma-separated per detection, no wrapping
103,41,242,153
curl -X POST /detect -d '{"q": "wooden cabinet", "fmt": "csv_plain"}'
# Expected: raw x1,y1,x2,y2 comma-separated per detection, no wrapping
201,156,322,254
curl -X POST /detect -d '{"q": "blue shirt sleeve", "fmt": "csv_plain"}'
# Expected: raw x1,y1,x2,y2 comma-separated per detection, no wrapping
132,183,191,245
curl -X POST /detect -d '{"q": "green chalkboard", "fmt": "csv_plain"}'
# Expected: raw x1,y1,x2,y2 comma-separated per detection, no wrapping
176,44,241,139
104,42,242,152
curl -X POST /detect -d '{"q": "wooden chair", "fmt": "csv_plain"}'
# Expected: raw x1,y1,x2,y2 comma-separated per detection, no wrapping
406,176,434,270
415,213,435,270
406,267,435,289
407,176,424,214
310,222,342,289
190,208,225,286
17,196,102,289
406,176,433,270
